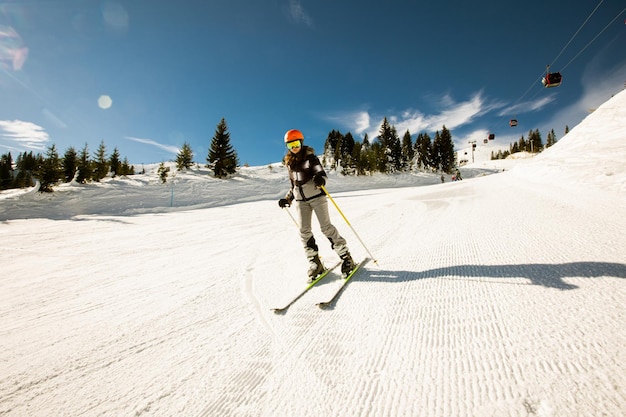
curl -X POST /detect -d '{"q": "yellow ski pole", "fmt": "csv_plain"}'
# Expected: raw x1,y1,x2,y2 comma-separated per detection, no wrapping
320,185,378,265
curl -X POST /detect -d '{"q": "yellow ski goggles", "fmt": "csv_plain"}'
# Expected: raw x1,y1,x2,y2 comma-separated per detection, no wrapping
286,140,302,150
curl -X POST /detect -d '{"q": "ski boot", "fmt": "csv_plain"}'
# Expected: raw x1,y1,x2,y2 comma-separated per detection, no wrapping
307,255,325,282
340,252,355,277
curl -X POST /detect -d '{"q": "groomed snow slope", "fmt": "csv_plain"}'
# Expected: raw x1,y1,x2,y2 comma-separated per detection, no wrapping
1,90,625,417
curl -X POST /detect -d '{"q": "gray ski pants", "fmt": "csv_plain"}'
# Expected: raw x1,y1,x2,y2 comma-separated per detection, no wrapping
296,196,346,257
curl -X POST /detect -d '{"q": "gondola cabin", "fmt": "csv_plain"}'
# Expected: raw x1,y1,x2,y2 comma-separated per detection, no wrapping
488,133,495,140
484,139,488,144
542,72,562,88
509,119,518,127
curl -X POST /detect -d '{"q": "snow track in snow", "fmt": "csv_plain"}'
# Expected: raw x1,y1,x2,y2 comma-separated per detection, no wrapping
1,174,625,416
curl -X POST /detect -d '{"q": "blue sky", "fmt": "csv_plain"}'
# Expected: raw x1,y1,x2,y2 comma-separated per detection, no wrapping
1,0,625,167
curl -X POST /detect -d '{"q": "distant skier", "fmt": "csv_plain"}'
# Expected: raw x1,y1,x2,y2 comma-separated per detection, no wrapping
455,169,462,181
441,174,445,183
278,129,354,281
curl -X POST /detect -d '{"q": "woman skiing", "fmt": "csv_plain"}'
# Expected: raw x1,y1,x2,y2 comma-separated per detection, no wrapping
278,129,354,281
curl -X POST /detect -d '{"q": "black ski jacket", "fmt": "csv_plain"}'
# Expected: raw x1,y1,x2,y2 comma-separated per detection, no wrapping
284,146,327,202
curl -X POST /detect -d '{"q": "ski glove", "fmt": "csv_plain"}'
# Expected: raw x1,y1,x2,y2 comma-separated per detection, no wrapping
278,198,290,208
313,174,326,187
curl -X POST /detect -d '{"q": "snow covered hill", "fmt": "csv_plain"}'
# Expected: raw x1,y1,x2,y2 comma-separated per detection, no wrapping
1,90,625,417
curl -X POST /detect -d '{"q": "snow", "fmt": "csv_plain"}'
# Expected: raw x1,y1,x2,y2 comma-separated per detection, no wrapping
1,90,625,417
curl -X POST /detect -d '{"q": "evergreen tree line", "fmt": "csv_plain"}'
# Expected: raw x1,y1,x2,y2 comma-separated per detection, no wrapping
0,117,241,190
321,117,457,175
0,140,134,193
490,127,563,160
0,115,569,191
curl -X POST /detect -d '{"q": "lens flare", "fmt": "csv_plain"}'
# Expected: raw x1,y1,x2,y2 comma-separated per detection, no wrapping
98,95,113,109
0,25,28,71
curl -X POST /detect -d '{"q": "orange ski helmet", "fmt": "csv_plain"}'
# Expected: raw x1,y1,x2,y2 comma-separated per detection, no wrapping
284,129,304,143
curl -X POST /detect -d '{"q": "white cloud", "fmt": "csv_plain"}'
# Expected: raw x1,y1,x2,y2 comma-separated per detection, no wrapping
126,136,180,154
0,120,49,150
498,96,556,116
287,0,314,27
359,92,493,139
324,111,371,134
353,111,370,134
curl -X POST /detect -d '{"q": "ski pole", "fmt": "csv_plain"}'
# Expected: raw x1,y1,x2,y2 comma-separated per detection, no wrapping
320,185,378,265
283,206,299,228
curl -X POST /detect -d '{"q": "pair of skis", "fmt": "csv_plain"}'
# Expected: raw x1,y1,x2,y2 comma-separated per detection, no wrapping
271,258,369,314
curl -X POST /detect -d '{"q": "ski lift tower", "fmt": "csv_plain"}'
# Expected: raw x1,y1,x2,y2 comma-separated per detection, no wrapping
468,140,477,164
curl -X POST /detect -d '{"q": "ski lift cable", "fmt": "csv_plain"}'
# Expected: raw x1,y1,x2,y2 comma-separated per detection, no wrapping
548,0,606,69
560,7,626,72
503,2,619,127
516,0,607,105
490,2,622,142
498,68,552,133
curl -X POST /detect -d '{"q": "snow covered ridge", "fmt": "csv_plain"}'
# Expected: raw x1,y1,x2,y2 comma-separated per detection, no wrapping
510,88,626,194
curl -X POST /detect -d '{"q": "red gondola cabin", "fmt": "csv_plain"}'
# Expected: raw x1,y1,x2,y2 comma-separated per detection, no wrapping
542,72,562,88
509,119,518,127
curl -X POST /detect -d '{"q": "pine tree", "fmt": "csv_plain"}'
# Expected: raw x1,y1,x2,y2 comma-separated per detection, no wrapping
14,151,37,188
377,117,403,173
438,126,456,173
527,129,543,153
176,142,194,171
120,157,134,176
546,129,557,148
401,130,414,171
109,147,121,178
93,140,109,181
360,134,373,174
340,132,356,173
0,152,13,190
432,131,442,171
62,147,78,182
38,144,63,192
207,118,238,178
389,126,403,172
370,141,385,173
324,130,343,169
158,162,170,183
76,144,93,183
16,151,38,172
351,141,364,175
414,133,433,171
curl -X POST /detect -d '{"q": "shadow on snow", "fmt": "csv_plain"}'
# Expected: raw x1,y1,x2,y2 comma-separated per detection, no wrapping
362,262,626,290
